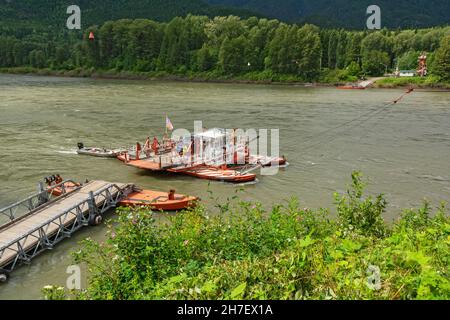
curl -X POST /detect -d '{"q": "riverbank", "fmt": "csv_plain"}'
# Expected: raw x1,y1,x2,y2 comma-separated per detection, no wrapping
373,76,450,89
42,172,450,300
2,67,449,89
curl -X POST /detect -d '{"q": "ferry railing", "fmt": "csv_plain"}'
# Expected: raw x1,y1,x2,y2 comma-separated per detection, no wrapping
0,180,80,224
0,183,130,274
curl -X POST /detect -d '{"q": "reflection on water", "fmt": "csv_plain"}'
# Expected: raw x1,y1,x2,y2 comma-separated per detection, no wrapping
0,74,449,299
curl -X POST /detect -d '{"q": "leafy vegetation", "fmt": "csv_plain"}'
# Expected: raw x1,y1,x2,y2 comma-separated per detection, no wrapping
42,172,450,300
1,14,449,84
432,35,450,81
374,75,450,89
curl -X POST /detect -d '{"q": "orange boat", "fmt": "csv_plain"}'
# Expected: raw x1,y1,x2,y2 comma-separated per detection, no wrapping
45,175,81,196
169,165,257,183
337,85,365,90
119,188,198,211
118,153,257,183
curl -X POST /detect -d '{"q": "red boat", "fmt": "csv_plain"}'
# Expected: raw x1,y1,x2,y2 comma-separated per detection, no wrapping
45,175,81,196
118,188,198,211
168,165,257,183
45,175,199,211
337,85,365,90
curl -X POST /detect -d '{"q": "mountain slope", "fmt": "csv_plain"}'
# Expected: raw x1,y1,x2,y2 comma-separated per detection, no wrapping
0,0,448,30
206,0,450,28
0,0,260,29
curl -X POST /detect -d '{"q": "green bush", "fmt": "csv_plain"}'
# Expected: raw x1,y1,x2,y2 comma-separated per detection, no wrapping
44,172,449,300
319,69,358,84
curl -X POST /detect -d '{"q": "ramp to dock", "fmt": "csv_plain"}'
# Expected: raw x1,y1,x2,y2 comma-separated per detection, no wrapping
0,180,131,276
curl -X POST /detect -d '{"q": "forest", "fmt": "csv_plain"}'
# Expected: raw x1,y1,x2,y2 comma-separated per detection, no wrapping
206,0,450,29
0,15,449,83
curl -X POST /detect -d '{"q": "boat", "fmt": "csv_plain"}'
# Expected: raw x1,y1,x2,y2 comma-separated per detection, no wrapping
116,127,284,183
233,155,288,168
119,187,198,211
44,175,81,196
44,175,199,211
168,165,257,183
337,85,365,90
77,142,123,158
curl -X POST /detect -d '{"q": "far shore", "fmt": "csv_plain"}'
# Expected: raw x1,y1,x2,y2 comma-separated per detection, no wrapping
1,67,449,91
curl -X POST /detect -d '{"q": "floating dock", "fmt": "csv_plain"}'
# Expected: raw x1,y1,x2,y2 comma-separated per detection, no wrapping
0,180,132,281
0,179,198,281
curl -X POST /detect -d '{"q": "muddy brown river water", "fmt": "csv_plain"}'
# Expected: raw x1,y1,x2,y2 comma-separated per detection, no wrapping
0,74,449,299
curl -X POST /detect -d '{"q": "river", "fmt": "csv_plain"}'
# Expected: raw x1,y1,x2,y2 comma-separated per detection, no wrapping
0,74,449,299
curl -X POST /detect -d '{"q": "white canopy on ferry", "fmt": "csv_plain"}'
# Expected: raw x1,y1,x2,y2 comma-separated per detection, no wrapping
195,128,229,139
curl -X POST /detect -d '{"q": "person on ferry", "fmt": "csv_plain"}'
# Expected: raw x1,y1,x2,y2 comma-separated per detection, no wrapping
152,136,159,155
176,138,184,156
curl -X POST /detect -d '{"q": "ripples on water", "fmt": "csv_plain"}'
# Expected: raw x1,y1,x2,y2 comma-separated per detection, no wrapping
0,74,449,299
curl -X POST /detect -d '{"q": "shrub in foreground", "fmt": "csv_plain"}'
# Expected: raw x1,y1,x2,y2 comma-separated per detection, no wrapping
44,172,449,300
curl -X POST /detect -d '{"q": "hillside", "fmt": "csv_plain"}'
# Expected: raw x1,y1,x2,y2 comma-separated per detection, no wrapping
1,0,449,30
206,0,450,29
0,0,259,29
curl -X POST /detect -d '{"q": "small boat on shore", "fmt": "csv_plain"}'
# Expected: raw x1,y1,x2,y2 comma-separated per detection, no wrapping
337,85,365,90
77,142,123,158
119,188,198,211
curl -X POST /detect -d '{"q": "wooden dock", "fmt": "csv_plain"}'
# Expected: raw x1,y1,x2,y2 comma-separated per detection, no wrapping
0,180,132,281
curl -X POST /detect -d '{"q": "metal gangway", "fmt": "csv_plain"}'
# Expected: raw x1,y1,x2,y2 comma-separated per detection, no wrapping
0,180,132,282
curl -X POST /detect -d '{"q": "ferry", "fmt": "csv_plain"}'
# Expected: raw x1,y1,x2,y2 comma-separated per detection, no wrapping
117,128,286,183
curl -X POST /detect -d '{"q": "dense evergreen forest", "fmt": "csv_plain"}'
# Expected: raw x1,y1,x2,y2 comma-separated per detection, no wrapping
1,0,448,29
0,0,259,29
0,15,449,82
206,0,450,29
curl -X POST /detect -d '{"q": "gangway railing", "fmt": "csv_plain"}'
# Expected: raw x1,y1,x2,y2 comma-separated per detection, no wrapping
0,182,132,279
0,180,80,224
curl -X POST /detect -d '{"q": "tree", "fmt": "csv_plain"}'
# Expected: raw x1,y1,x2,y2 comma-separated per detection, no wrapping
295,24,322,80
327,30,338,69
29,49,46,68
361,32,393,75
397,51,420,70
362,51,390,76
127,19,164,71
265,24,292,74
194,45,216,71
218,36,248,74
336,31,348,69
432,35,450,81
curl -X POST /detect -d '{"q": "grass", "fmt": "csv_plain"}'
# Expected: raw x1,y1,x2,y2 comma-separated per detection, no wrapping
42,172,450,300
374,76,450,89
